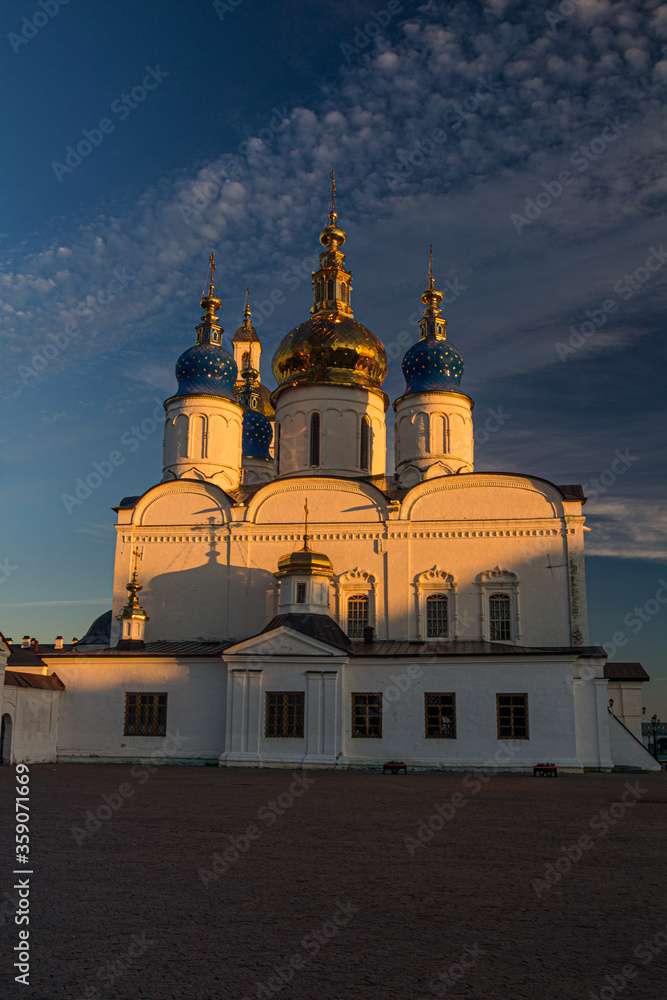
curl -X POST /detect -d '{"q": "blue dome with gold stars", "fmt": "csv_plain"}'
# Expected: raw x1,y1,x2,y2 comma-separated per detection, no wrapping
401,337,464,395
242,407,273,460
174,342,237,399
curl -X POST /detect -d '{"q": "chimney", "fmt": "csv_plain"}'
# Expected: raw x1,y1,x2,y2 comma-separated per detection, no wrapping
22,635,30,648
31,638,39,652
363,625,374,645
55,636,63,650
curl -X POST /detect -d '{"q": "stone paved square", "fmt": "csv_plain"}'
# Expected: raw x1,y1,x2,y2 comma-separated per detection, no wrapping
1,766,666,999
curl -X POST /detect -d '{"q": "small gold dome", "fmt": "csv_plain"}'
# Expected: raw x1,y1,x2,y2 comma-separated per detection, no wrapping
271,312,388,393
276,547,334,577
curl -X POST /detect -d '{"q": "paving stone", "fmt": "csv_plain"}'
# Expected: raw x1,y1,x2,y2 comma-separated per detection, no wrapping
0,766,665,999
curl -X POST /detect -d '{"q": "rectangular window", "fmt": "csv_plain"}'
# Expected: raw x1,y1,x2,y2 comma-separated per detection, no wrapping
489,593,512,641
296,582,306,603
424,693,456,738
309,413,320,466
496,694,528,740
124,693,167,736
347,595,369,639
352,693,382,738
265,692,305,737
426,594,448,638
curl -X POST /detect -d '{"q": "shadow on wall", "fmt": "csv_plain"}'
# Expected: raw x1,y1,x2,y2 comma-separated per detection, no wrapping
143,528,276,642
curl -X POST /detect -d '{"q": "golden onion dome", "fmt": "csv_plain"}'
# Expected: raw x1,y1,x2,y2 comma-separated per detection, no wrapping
271,312,388,393
276,546,334,577
271,170,388,399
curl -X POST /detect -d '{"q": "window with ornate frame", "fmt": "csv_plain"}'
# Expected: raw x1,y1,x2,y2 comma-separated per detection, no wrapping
124,693,167,737
426,594,449,638
496,694,528,739
477,568,520,643
424,693,456,738
347,595,368,639
337,569,376,640
265,692,305,737
489,593,511,641
352,693,382,737
414,567,456,641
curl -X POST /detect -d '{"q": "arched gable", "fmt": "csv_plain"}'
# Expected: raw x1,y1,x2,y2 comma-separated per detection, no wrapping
246,477,389,525
131,481,233,527
401,473,567,521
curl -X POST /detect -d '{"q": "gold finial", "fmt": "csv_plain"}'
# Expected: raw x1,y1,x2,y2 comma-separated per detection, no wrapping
329,170,337,224
208,251,216,297
421,244,444,316
243,286,252,326
127,547,143,604
199,251,222,329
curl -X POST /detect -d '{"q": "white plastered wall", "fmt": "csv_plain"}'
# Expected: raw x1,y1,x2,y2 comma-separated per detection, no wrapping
48,655,227,764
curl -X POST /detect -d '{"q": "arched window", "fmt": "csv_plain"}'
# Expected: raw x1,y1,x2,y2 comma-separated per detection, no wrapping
309,412,320,467
326,278,334,300
360,416,370,472
426,594,448,638
415,412,430,455
241,351,250,370
341,282,347,303
489,593,511,641
347,595,368,639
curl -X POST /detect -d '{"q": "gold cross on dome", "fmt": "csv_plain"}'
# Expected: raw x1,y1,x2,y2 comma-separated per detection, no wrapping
208,251,216,296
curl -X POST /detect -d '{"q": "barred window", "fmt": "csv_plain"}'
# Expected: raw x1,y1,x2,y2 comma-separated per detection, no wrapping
124,693,167,737
426,594,448,638
489,593,511,641
497,694,528,740
425,693,456,738
296,582,306,603
352,693,382,738
347,595,369,639
360,416,370,472
265,692,305,738
310,412,320,466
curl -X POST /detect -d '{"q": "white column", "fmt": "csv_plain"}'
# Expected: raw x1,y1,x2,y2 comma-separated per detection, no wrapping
219,666,263,765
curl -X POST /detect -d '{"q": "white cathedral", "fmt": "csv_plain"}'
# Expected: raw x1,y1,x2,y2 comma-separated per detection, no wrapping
0,186,658,772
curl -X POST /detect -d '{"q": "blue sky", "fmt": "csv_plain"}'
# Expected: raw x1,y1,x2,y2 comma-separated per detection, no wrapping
1,0,665,715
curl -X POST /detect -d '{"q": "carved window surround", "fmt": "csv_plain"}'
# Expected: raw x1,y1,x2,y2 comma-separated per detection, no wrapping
335,569,377,638
477,567,520,643
414,567,457,641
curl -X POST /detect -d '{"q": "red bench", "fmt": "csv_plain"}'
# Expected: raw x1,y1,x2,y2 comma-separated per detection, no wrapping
383,761,407,774
533,762,558,777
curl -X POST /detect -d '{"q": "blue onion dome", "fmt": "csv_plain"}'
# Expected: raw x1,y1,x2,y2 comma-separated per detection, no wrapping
173,253,238,399
175,343,237,399
401,246,465,395
242,408,273,460
402,337,465,393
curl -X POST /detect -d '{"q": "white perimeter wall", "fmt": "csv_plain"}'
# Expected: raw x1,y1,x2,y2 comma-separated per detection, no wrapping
51,657,227,763
1,686,60,764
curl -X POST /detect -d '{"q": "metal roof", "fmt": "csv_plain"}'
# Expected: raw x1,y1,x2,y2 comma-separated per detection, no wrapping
5,670,65,690
351,640,607,658
605,662,650,681
261,614,352,651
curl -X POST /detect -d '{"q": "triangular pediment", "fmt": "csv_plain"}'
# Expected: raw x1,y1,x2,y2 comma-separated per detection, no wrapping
224,626,344,657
